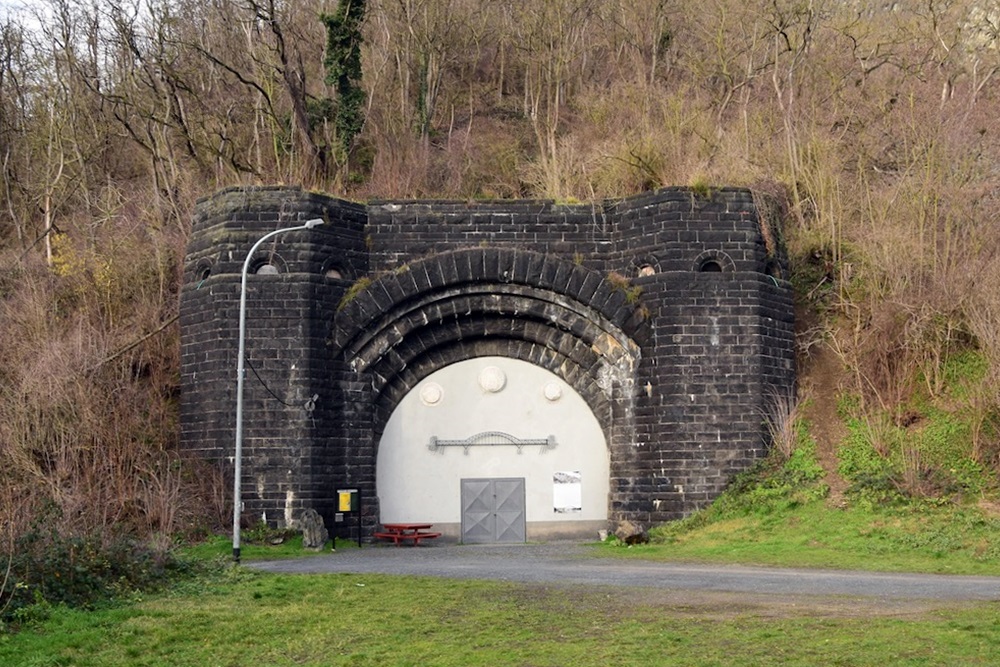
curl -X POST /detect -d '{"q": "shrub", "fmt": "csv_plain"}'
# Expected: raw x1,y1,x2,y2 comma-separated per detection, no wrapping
241,520,298,545
0,502,187,631
761,389,801,460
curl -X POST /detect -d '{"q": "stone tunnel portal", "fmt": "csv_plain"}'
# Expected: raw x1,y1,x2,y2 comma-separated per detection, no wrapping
179,186,796,539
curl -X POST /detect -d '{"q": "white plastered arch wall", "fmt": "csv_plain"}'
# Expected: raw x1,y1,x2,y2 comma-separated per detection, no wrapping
376,356,609,541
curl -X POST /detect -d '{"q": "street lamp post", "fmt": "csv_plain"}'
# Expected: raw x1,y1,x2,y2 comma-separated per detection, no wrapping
233,218,324,563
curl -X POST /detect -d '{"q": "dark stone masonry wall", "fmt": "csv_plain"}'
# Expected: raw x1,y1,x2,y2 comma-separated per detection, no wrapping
180,185,795,537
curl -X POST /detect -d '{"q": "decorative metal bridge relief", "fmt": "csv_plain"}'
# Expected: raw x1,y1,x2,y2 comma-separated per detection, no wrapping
428,431,557,455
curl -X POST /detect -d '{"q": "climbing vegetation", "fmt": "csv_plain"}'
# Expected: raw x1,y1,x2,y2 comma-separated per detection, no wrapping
322,0,368,160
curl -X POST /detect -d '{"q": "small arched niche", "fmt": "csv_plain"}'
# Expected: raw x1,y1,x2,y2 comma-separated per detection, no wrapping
322,257,350,281
194,258,214,283
693,250,734,274
250,253,287,275
255,263,280,275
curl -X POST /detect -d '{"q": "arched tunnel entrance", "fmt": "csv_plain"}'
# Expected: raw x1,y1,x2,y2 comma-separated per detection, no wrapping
333,248,645,539
377,356,609,542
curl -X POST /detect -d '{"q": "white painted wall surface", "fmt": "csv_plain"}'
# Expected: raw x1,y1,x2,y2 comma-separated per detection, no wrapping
377,357,609,528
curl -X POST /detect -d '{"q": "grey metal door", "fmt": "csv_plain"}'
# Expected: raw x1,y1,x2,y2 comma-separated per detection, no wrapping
461,478,526,544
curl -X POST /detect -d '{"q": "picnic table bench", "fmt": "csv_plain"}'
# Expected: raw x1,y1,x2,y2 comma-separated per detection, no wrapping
374,523,442,546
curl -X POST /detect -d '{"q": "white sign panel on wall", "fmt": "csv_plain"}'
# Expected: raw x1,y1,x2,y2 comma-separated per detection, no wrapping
553,470,582,513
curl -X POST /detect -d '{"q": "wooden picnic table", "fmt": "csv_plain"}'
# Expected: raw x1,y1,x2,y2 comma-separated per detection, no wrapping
374,523,442,546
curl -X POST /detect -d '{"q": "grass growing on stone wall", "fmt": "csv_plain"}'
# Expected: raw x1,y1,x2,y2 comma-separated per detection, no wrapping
3,568,999,667
337,276,373,310
605,271,643,304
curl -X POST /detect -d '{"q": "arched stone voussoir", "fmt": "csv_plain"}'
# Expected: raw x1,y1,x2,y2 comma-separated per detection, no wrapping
343,283,638,379
332,248,648,353
364,313,606,399
332,246,648,465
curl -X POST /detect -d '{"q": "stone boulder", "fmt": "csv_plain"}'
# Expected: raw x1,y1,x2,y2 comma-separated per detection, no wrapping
614,520,649,545
297,508,329,550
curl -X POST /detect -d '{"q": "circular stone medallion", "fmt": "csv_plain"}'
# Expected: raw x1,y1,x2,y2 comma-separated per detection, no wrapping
419,382,443,406
543,382,563,402
478,366,507,393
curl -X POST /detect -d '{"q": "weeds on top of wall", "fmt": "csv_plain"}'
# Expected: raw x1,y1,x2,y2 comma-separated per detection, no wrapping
606,271,643,304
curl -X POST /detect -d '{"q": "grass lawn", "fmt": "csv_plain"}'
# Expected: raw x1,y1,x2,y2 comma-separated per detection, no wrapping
599,500,1000,576
3,568,999,667
7,459,1000,666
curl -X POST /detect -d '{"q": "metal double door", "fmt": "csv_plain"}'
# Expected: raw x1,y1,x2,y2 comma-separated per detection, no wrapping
460,478,526,544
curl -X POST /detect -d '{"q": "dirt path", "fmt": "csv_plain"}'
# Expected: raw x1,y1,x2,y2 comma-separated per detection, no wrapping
800,341,850,505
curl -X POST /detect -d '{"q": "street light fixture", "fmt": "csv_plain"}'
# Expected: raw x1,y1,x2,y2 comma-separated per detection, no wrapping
233,218,324,563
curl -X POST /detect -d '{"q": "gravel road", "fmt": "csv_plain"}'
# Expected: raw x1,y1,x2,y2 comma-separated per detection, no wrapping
250,542,1000,602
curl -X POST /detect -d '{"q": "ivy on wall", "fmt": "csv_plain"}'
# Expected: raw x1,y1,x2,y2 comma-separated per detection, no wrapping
322,0,367,157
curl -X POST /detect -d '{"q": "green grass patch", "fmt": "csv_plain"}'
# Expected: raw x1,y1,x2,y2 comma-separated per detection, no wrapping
612,500,1000,575
936,349,989,401
180,519,367,564
834,349,999,504
180,532,359,563
2,569,998,666
837,399,994,504
625,430,1000,575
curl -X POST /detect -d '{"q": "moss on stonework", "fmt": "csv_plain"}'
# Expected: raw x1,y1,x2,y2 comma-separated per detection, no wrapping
338,276,372,311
